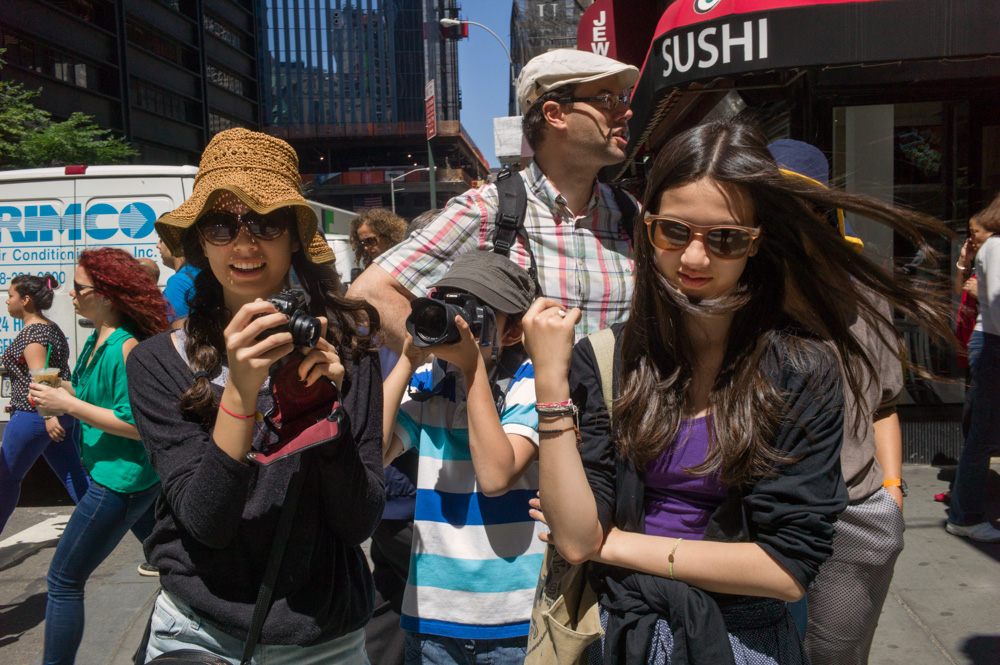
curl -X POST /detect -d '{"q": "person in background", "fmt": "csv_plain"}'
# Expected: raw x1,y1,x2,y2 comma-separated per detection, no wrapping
522,118,954,664
350,208,408,269
383,251,541,665
29,248,170,665
946,193,1000,543
137,257,160,283
957,211,992,424
768,139,906,665
157,234,200,323
348,49,640,353
0,274,89,536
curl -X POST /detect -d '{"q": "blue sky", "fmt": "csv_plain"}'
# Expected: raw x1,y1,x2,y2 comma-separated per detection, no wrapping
454,1,516,169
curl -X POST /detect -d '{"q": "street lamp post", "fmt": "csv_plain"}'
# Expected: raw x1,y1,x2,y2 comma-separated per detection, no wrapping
390,167,431,214
440,18,515,113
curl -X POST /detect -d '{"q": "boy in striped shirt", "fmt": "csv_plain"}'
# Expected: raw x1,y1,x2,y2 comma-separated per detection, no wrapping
382,252,544,664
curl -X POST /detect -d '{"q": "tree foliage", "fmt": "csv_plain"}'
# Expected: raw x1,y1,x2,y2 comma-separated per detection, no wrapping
1,50,137,169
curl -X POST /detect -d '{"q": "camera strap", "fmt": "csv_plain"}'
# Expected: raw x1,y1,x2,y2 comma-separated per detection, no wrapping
490,345,526,417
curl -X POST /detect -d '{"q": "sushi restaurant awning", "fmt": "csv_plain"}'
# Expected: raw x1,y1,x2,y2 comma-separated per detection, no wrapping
623,0,1000,170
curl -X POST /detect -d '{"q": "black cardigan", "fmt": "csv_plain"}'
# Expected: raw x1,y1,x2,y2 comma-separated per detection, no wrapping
126,331,385,646
571,325,849,661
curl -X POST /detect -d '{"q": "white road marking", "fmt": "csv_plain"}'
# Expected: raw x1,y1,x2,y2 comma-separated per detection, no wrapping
0,514,71,569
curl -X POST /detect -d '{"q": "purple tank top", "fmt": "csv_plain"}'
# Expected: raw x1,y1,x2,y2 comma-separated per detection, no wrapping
643,416,728,540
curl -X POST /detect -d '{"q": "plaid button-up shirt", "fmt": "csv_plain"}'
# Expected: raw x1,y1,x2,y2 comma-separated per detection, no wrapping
374,161,636,339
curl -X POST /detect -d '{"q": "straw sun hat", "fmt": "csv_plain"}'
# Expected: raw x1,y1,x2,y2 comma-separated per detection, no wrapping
155,128,334,264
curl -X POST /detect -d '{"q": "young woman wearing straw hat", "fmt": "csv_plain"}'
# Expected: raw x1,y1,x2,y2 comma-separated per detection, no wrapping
126,128,385,664
29,249,170,665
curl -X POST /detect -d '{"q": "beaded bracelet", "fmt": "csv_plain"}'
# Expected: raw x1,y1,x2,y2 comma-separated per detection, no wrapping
536,400,578,418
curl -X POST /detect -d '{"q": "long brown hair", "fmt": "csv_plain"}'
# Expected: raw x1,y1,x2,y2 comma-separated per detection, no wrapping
177,221,380,428
616,118,954,487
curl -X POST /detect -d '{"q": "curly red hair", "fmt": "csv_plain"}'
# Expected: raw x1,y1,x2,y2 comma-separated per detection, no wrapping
78,248,170,339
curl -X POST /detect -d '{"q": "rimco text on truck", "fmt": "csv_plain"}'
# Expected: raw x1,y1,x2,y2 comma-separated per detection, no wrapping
0,165,197,421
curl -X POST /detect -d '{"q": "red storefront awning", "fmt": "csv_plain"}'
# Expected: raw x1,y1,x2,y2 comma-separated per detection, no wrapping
625,0,1000,168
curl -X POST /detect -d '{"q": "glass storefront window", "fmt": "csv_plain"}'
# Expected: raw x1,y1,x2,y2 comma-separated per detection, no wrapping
833,101,971,406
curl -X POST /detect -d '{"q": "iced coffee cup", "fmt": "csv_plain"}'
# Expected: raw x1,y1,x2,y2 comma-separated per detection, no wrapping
29,367,63,418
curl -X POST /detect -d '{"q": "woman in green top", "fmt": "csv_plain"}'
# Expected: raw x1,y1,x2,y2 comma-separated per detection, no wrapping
30,247,170,665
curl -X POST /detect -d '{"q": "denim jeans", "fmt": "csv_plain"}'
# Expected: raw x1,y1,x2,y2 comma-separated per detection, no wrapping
43,480,159,665
404,631,528,665
0,410,88,535
146,590,370,665
949,332,1000,527
961,330,985,439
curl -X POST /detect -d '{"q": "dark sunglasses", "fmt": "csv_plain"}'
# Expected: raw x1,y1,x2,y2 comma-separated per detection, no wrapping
196,209,293,245
73,281,96,293
558,90,630,111
644,214,761,260
360,236,380,248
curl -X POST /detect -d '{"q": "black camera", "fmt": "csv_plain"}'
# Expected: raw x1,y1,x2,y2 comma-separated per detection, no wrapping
406,292,497,348
259,288,321,347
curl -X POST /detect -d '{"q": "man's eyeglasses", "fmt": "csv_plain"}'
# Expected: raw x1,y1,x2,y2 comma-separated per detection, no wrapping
558,90,630,111
360,236,380,248
644,215,761,260
196,209,293,245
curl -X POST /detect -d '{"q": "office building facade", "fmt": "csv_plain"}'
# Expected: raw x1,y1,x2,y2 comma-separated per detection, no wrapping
1,0,262,165
257,0,488,218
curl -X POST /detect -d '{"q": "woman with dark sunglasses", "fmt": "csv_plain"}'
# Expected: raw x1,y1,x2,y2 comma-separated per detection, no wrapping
28,248,170,665
125,129,384,664
349,208,408,268
520,118,954,664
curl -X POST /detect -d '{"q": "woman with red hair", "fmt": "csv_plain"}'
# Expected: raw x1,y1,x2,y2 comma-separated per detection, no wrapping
30,247,170,665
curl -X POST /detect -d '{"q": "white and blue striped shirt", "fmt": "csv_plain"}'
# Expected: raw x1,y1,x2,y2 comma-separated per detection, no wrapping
394,356,543,639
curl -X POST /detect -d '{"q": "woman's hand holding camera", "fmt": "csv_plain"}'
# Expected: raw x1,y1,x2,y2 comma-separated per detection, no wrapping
223,299,295,408
297,316,345,392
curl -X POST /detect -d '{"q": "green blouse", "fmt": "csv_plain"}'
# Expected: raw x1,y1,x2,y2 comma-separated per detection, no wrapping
73,328,159,493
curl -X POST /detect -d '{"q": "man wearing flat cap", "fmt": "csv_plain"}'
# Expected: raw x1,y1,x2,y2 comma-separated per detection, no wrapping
349,49,640,352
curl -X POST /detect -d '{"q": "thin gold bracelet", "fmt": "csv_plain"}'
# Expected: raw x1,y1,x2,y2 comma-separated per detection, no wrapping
669,537,684,580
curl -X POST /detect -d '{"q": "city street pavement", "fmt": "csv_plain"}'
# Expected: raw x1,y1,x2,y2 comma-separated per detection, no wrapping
1,463,997,665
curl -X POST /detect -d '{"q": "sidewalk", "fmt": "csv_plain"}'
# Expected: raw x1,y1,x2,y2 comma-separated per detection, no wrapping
63,464,1000,665
867,464,1000,665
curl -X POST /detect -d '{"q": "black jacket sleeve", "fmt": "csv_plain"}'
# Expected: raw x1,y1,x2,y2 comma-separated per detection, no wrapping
742,340,850,589
126,334,253,550
315,349,385,545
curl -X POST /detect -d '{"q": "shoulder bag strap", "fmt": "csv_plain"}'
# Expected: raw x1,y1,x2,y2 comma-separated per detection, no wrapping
609,185,637,244
493,168,528,257
239,470,304,665
588,328,617,427
492,169,540,290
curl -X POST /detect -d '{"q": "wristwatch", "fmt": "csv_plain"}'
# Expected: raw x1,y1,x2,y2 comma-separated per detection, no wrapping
883,478,907,497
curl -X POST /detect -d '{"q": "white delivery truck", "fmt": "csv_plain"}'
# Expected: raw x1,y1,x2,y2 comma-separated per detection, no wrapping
0,165,357,431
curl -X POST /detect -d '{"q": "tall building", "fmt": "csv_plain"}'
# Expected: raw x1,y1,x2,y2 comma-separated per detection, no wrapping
257,0,488,218
509,0,593,113
1,0,262,165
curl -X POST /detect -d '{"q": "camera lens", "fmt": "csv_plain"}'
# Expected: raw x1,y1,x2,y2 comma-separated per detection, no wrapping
413,303,449,342
288,311,321,347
